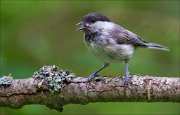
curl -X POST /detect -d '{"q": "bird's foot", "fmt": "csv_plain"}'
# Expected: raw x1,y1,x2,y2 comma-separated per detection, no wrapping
123,72,130,87
86,73,99,81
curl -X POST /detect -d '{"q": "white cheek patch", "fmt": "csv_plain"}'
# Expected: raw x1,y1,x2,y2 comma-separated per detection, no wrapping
90,21,115,32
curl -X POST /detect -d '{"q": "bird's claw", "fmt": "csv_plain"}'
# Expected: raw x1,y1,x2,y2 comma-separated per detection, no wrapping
86,73,99,81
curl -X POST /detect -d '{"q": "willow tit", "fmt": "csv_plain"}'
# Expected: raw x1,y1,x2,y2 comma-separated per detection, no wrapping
77,13,168,86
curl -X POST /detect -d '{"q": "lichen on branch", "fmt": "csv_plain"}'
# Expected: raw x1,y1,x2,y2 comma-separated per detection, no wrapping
33,65,75,92
0,74,13,86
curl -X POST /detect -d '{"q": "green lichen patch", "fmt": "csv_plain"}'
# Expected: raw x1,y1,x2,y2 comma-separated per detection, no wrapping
0,74,13,87
33,65,76,93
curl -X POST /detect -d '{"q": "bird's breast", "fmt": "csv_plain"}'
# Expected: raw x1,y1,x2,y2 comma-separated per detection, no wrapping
84,36,134,63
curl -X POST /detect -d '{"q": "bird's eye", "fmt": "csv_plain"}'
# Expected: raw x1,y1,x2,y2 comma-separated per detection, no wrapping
91,19,95,23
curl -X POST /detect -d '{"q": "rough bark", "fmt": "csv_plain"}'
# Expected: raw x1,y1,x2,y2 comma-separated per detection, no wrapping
0,75,180,112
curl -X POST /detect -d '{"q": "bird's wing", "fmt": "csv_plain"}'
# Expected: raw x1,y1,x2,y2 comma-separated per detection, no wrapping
111,25,148,47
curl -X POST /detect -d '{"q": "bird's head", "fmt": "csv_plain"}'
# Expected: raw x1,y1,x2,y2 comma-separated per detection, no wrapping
77,13,111,33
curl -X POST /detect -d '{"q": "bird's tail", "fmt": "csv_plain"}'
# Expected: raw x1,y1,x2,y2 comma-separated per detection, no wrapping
146,43,169,51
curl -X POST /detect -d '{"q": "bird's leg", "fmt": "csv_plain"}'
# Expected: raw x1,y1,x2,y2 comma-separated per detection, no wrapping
123,60,130,87
87,63,109,81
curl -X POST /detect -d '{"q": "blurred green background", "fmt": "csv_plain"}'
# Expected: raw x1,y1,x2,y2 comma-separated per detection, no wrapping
0,0,179,115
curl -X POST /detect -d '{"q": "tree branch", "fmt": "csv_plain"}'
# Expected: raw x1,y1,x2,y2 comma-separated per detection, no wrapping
0,66,179,112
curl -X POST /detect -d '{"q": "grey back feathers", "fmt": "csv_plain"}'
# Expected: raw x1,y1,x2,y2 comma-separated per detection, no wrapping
110,26,148,47
111,26,169,51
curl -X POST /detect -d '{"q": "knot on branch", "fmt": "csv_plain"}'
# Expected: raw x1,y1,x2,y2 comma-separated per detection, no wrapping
33,65,76,92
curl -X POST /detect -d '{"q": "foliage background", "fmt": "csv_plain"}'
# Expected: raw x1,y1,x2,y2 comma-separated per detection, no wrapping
0,0,179,115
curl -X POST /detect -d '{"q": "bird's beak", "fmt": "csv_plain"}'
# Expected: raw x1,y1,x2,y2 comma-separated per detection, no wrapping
76,21,83,26
76,21,84,32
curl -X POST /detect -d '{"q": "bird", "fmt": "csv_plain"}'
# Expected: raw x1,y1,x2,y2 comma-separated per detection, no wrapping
76,12,169,86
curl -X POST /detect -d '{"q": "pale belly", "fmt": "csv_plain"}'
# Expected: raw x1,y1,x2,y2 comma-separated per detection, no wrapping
86,42,135,63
